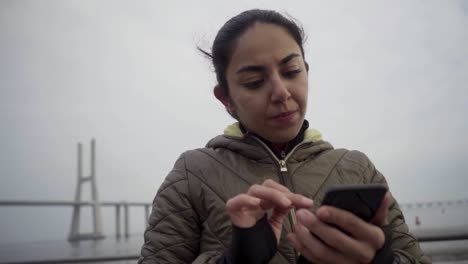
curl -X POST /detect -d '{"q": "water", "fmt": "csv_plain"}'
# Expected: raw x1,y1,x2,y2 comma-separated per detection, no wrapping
0,235,143,264
420,240,468,263
0,234,466,263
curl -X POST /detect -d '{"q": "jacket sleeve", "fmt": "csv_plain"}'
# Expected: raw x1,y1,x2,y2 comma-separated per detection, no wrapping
139,154,220,264
216,215,277,264
363,152,432,264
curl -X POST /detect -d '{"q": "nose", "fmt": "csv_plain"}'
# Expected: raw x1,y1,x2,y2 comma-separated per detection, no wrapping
270,76,291,103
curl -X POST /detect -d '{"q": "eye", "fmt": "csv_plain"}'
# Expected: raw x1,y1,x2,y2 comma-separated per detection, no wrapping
283,69,302,79
243,79,264,89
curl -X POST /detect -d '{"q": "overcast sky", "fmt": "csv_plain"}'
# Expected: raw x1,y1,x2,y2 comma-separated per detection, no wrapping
1,0,467,243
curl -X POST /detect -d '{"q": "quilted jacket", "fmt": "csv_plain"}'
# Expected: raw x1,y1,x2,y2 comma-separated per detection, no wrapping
139,123,431,263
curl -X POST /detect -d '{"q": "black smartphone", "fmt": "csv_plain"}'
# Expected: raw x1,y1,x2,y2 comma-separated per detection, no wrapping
321,184,387,222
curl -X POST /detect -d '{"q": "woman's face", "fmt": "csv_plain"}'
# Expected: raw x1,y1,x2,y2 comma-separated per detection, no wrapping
224,23,308,144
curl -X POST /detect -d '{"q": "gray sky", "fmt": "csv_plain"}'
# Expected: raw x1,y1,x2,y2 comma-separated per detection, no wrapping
1,0,467,243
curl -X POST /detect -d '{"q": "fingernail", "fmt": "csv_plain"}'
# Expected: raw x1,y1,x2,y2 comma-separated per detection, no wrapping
296,210,309,224
302,197,313,204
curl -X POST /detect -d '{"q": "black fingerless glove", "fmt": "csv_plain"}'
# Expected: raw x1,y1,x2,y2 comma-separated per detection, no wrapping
371,225,394,264
217,214,277,264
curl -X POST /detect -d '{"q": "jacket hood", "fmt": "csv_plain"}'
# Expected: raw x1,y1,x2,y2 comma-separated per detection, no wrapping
206,122,334,163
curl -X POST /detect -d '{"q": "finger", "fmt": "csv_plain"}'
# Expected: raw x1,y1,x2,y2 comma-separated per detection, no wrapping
268,206,290,241
317,206,384,250
226,194,261,214
262,179,290,192
287,232,319,263
262,180,313,208
247,184,291,209
296,209,376,263
284,192,314,209
226,194,263,228
371,192,391,226
287,233,302,251
269,205,290,226
290,222,353,264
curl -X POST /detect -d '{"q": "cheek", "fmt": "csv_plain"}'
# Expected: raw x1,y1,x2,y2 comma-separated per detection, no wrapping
233,94,265,119
301,98,308,114
301,88,308,109
292,81,308,110
238,96,258,112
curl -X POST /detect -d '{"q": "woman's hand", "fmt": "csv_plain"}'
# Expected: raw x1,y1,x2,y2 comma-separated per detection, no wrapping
288,192,391,264
226,179,313,243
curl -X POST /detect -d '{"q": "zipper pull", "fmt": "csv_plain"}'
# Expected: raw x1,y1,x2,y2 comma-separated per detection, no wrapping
279,160,287,172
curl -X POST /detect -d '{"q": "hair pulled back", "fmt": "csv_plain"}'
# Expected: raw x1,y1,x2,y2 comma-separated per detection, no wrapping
200,9,306,98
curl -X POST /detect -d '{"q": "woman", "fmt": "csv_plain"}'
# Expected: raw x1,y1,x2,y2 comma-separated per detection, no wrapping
139,9,430,264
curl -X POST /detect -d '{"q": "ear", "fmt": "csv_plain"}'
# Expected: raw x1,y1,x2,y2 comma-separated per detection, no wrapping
214,85,235,112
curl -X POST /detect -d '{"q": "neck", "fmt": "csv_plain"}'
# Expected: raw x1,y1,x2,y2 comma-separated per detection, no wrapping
239,120,309,159
270,142,289,159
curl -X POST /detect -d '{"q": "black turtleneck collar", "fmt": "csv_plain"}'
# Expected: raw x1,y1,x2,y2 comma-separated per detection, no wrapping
239,120,309,159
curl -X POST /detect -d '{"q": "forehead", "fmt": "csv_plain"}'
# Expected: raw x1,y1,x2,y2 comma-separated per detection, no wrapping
228,23,302,71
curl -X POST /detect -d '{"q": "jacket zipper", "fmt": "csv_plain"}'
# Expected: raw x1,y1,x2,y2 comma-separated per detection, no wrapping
251,137,311,260
278,158,298,235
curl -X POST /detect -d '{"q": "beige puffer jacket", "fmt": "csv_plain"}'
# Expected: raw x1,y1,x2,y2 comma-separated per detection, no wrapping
139,123,431,264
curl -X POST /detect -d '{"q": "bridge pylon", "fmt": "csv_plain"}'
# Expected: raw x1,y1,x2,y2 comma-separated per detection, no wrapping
68,139,105,242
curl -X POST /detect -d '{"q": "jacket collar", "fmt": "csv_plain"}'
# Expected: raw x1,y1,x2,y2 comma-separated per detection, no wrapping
206,120,331,163
222,120,323,144
240,121,309,159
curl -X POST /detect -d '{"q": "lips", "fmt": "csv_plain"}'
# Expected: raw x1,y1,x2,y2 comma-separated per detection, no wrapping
268,110,298,125
271,110,297,119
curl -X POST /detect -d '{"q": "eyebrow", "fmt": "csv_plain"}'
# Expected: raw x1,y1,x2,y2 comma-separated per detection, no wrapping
236,53,301,74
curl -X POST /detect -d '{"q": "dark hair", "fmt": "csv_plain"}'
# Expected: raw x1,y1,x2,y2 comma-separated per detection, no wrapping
199,9,306,98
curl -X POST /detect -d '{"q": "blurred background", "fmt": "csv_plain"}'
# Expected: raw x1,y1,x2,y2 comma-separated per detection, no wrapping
0,0,467,262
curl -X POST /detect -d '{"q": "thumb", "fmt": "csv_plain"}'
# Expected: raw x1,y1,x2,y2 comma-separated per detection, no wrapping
268,207,290,243
372,192,391,226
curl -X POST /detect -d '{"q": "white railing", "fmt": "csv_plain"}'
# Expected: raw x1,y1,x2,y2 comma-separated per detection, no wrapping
0,200,151,239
